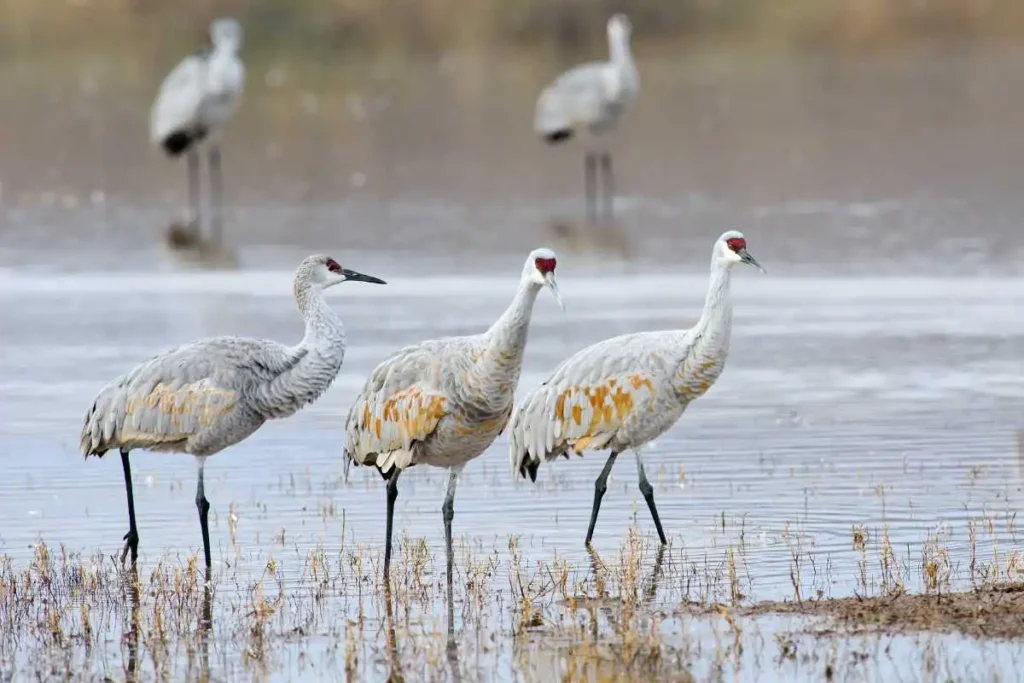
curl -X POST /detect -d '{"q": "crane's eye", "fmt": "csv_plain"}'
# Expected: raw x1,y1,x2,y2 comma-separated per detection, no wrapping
326,259,342,273
725,238,746,253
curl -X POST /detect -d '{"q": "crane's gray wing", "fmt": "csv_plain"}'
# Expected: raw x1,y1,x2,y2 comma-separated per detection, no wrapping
344,340,454,474
80,337,289,457
509,331,684,480
150,55,205,145
534,62,609,137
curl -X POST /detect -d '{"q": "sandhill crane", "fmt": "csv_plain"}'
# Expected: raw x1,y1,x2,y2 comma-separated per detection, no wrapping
80,255,385,574
535,14,638,224
509,231,764,546
344,248,563,582
150,17,245,246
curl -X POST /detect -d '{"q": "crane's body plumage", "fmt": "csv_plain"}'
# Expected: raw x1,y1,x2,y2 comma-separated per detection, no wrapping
150,19,245,156
535,59,637,144
345,248,561,581
80,254,385,573
80,335,339,459
508,232,763,546
345,335,517,474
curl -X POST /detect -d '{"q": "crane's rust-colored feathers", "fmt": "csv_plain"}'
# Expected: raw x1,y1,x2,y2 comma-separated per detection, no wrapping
349,384,450,474
344,342,453,475
509,331,688,481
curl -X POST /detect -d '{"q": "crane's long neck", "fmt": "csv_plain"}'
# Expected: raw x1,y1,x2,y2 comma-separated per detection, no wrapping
673,256,734,398
254,278,347,419
694,257,733,341
609,32,633,68
472,279,541,403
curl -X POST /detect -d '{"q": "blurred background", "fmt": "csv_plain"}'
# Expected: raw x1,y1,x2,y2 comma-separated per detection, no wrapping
1,0,1024,273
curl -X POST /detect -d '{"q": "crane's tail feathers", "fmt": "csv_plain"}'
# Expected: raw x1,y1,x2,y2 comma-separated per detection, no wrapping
374,449,414,477
543,130,573,145
523,458,540,483
161,128,208,157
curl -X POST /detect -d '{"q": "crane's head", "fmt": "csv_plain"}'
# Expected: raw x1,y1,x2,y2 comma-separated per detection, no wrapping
525,247,564,311
717,231,766,273
210,17,244,50
608,14,633,41
298,254,387,289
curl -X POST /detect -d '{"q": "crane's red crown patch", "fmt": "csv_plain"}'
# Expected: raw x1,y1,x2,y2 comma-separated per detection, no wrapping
535,257,557,274
725,237,746,253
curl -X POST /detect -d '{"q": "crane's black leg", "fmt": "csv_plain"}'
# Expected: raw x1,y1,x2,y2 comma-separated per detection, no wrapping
585,152,597,224
119,449,140,567
635,452,667,545
442,467,462,593
208,143,223,246
585,451,619,546
600,152,614,221
383,469,402,579
195,456,212,576
187,148,200,230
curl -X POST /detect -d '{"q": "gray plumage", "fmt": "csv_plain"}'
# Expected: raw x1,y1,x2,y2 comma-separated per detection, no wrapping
508,231,765,546
344,248,562,580
81,254,385,573
534,14,638,143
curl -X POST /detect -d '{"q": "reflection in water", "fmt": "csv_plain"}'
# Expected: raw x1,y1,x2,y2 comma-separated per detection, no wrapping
196,585,212,683
164,221,240,270
384,584,404,683
547,218,633,260
124,572,140,683
446,569,462,683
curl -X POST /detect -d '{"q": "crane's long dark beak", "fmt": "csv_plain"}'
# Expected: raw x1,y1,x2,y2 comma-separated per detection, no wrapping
739,250,766,274
343,268,387,284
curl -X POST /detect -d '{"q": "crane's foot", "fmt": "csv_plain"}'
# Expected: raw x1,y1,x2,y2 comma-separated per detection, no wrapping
120,529,139,567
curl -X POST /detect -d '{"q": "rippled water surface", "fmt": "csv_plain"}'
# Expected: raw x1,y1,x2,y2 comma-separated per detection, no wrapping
2,46,1024,682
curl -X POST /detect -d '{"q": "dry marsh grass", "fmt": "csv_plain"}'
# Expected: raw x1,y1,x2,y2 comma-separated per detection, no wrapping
2,512,1024,680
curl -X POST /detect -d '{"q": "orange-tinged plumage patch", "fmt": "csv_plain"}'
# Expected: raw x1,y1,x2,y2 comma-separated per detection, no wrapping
554,373,655,452
555,393,567,420
366,387,449,445
573,436,594,453
126,381,237,429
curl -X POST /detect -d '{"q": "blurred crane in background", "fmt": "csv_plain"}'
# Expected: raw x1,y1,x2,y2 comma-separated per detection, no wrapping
535,14,638,224
151,17,245,250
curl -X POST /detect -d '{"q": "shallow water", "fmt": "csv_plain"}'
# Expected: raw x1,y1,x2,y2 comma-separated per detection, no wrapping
1,258,1022,681
2,44,1024,682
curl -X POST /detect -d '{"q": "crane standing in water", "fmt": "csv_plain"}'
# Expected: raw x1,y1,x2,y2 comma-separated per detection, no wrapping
534,14,638,224
80,255,385,575
150,17,245,247
509,232,764,546
344,249,563,584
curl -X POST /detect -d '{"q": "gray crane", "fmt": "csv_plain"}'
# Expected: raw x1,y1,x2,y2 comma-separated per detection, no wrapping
151,18,245,246
80,254,385,574
344,248,563,583
509,231,764,546
535,14,638,224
